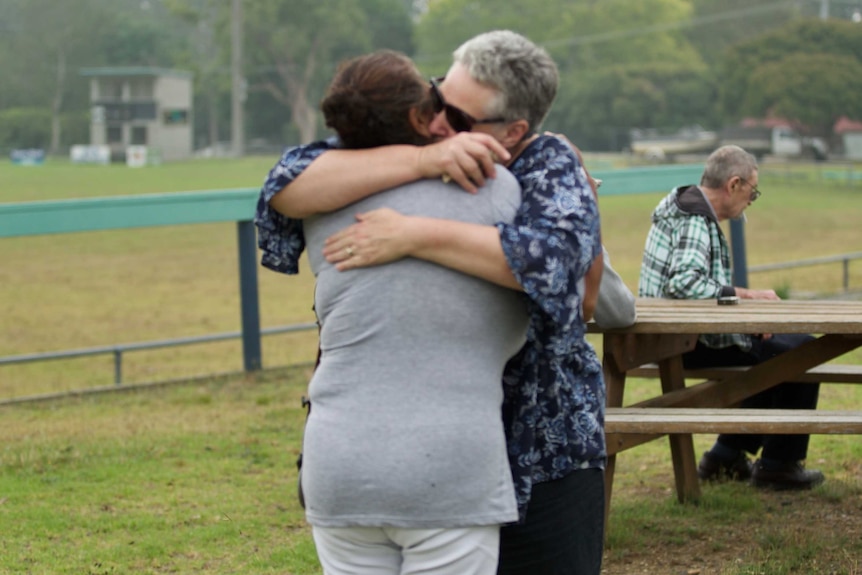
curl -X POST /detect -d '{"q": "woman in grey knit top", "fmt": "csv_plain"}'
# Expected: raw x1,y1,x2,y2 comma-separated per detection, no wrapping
296,51,528,574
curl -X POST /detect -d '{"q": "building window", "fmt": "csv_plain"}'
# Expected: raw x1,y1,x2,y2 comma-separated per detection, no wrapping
130,102,157,120
99,80,123,101
129,79,154,100
163,109,189,125
106,125,123,144
96,102,156,122
131,126,147,145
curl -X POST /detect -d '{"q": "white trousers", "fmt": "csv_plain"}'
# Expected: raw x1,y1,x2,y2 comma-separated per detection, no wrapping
312,525,501,575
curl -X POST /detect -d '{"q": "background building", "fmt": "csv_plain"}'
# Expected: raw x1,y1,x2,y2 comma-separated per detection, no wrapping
80,67,193,162
834,117,862,160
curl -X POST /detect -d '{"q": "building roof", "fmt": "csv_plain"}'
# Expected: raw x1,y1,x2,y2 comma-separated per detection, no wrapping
834,116,862,134
80,67,192,79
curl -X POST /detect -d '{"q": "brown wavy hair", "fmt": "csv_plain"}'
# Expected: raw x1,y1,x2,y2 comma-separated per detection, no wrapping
321,50,433,149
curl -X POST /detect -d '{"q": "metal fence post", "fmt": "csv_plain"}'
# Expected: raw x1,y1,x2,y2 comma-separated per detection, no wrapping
237,220,262,371
114,349,123,385
844,258,850,292
730,218,749,288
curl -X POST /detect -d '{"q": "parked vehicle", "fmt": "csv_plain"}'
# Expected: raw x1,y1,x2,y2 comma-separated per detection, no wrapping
629,125,718,161
719,125,803,158
629,124,827,162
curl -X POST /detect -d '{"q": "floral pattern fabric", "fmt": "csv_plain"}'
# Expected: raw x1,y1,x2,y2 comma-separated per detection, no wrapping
498,135,604,518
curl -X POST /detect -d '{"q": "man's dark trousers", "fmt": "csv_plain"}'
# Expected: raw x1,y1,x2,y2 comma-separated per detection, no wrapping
683,333,820,462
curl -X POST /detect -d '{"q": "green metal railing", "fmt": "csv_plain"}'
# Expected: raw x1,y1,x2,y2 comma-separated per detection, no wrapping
0,163,714,389
0,188,266,375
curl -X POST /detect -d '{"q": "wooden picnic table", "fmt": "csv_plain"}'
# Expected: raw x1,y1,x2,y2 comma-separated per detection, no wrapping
589,297,862,518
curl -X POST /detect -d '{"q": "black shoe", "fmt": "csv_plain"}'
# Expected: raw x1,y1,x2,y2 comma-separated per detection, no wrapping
697,451,753,482
751,460,825,491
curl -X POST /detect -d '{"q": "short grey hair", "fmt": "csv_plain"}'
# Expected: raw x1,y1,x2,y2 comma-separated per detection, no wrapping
701,145,758,188
453,30,558,132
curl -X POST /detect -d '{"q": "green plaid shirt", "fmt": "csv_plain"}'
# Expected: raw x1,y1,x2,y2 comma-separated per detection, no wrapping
638,185,752,351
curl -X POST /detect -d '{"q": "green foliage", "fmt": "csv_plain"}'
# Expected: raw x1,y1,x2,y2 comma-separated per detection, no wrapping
236,0,414,143
552,62,718,150
685,0,804,65
744,53,862,135
363,0,415,55
162,0,233,149
0,0,116,108
0,107,51,150
0,107,142,154
100,9,188,66
415,0,701,74
720,18,862,130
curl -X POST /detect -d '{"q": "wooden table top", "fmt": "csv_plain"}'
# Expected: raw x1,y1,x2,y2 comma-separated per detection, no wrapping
590,298,862,335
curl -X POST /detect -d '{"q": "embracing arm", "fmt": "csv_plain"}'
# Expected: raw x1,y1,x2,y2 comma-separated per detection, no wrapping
269,133,510,218
411,221,519,289
270,146,423,218
323,209,519,289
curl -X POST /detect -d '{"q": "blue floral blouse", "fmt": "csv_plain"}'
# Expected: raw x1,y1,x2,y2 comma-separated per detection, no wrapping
254,134,606,520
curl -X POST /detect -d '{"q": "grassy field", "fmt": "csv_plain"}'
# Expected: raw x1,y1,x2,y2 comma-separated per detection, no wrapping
1,157,320,398
0,367,859,575
1,157,860,399
1,156,861,573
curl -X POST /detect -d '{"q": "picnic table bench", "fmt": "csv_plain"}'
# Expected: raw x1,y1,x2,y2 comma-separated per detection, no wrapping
589,298,862,523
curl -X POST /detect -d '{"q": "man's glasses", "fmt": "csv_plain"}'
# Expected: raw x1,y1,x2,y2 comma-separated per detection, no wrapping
740,178,761,202
429,77,506,133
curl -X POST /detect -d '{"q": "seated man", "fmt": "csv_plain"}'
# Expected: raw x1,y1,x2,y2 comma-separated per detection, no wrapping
638,144,823,491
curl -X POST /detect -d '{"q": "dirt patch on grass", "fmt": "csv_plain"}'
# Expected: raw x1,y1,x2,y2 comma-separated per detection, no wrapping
602,461,862,575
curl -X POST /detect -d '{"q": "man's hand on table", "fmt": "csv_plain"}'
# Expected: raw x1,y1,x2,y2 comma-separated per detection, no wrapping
736,287,781,301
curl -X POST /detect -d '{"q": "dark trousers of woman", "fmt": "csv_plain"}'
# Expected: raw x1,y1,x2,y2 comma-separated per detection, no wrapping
682,333,821,462
497,467,605,575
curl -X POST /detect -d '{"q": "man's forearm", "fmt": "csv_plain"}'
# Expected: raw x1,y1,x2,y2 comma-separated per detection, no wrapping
269,146,423,218
409,218,521,290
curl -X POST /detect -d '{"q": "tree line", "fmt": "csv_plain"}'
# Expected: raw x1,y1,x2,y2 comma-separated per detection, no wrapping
1,0,861,155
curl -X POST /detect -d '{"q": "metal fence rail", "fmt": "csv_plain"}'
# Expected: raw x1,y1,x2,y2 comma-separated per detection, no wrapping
0,323,318,386
748,251,862,292
3,250,858,387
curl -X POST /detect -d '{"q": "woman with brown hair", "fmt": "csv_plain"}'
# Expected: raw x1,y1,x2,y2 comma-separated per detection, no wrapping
262,50,528,575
